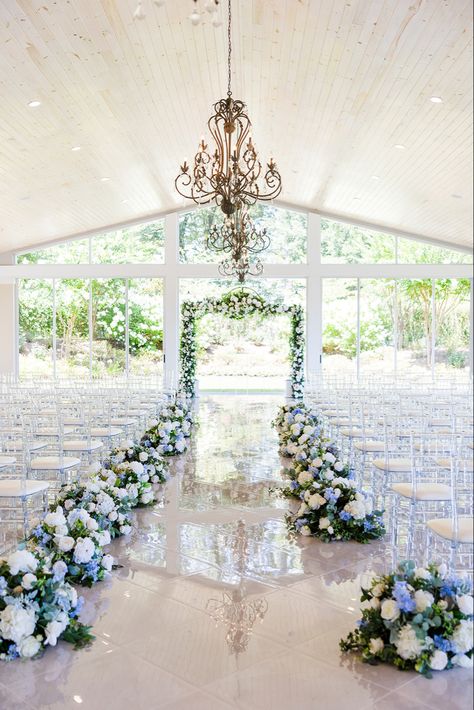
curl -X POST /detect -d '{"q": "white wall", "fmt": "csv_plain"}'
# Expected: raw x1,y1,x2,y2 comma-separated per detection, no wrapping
0,252,17,376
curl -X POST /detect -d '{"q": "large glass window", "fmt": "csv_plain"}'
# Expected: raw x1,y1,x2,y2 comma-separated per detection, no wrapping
55,279,90,378
18,279,54,377
434,278,471,375
17,240,89,265
128,279,164,376
92,279,126,376
179,205,307,264
321,219,396,263
91,221,164,263
359,279,395,377
322,279,358,376
398,238,472,264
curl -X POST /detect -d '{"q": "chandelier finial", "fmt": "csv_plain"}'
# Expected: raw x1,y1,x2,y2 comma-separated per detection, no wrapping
227,0,232,97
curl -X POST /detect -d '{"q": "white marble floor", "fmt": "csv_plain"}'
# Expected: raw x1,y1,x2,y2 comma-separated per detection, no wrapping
0,396,472,710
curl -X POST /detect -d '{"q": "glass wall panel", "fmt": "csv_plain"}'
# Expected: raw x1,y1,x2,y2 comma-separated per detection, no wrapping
179,278,305,391
91,279,126,377
359,279,395,377
17,240,89,264
18,279,54,378
434,278,471,375
91,220,164,263
396,279,433,378
128,279,164,377
179,205,307,264
398,238,472,264
321,219,396,263
322,278,357,376
55,279,90,378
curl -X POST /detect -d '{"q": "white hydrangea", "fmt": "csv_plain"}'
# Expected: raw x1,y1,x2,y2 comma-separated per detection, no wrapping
450,619,474,654
73,538,95,564
0,603,37,644
395,625,428,660
7,550,39,576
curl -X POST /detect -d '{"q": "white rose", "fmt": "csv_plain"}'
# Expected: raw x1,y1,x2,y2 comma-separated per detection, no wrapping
380,599,400,622
334,462,344,472
312,458,323,468
319,517,330,530
300,525,312,537
430,650,448,671
108,511,118,522
371,582,385,598
101,554,114,571
437,563,448,578
414,589,434,613
139,452,148,462
95,530,111,547
44,509,67,528
457,595,474,616
64,499,75,511
67,508,90,526
452,654,473,668
129,461,144,475
308,493,326,510
324,453,336,464
395,625,427,660
327,526,334,535
7,550,39,576
414,567,431,581
86,518,99,532
44,614,68,647
0,604,36,644
451,619,474,654
73,538,95,564
18,635,41,658
21,573,37,591
140,491,154,504
297,471,313,485
369,637,384,655
370,598,381,610
56,535,75,552
52,560,68,580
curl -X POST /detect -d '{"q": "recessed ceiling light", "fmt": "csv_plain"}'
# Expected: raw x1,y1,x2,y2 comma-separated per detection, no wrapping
451,193,462,199
371,175,380,181
430,96,443,103
121,199,129,203
71,146,81,152
353,197,361,201
28,100,41,108
100,177,111,182
394,144,406,150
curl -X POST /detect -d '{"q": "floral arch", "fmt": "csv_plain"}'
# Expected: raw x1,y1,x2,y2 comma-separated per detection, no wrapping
180,289,304,399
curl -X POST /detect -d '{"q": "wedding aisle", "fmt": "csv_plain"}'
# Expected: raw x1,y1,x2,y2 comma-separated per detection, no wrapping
0,396,471,710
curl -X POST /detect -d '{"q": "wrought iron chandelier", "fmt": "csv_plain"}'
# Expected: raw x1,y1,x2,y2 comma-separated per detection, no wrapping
175,0,282,281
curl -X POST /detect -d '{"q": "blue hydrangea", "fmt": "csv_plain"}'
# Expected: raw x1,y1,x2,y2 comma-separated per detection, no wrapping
339,511,352,521
324,488,338,503
433,635,453,652
393,581,416,613
295,517,308,530
290,481,298,490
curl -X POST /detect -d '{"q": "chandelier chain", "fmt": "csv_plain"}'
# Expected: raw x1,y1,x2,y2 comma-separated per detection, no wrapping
227,0,232,96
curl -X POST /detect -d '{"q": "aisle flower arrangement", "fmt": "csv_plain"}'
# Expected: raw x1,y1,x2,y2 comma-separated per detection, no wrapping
52,478,133,539
340,561,474,676
272,401,385,543
0,550,93,660
1,393,194,661
106,442,170,484
180,289,305,399
28,507,113,587
272,403,321,457
143,419,188,456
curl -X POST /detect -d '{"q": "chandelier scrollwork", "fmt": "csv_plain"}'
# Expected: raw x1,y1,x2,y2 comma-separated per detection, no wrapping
175,0,282,281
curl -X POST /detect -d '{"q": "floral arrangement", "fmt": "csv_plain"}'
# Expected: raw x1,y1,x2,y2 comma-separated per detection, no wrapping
0,550,93,660
180,289,305,399
142,419,188,456
272,403,321,457
97,461,156,507
157,401,193,438
52,478,133,539
280,444,351,499
288,475,385,543
340,561,474,676
28,507,114,587
106,441,169,485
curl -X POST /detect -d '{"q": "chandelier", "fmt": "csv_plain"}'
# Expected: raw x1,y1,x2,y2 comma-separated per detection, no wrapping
206,588,268,655
175,0,282,280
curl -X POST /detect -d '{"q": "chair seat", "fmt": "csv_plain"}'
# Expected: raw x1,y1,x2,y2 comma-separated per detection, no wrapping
436,458,474,472
0,479,49,498
427,517,474,544
30,456,81,471
354,440,385,452
63,440,104,452
391,482,452,501
35,426,76,437
373,458,412,472
63,417,84,426
110,418,136,427
90,427,123,438
328,417,352,426
0,455,16,468
4,440,48,453
340,428,364,438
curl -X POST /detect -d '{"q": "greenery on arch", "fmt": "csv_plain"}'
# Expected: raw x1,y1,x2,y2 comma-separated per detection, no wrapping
180,289,305,399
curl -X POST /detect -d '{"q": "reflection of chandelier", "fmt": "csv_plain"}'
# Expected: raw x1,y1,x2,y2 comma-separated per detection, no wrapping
175,0,282,281
206,588,268,655
207,208,270,282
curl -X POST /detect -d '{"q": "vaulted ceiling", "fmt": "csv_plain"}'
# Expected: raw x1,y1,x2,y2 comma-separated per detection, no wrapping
0,0,472,254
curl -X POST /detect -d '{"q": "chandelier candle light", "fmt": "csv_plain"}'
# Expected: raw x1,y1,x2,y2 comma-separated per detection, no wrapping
175,0,282,281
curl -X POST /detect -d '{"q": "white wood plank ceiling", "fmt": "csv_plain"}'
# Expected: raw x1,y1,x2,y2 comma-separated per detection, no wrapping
0,0,472,254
